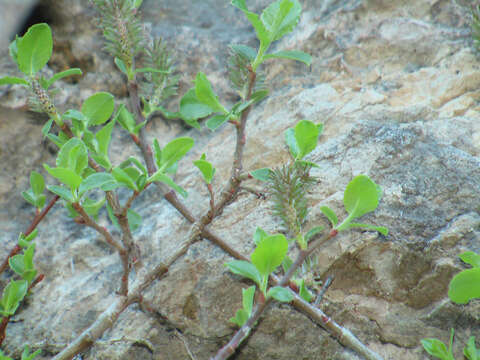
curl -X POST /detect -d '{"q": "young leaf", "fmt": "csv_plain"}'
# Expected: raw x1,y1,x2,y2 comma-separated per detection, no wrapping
464,336,480,360
284,127,299,159
45,68,82,89
231,0,269,48
242,286,255,316
0,280,28,316
206,115,229,131
448,268,480,304
298,279,314,302
193,157,215,184
320,206,338,226
147,172,188,198
159,137,194,171
459,251,480,268
294,120,320,160
81,92,115,126
179,88,214,121
251,234,288,276
21,346,41,360
17,23,52,76
112,167,138,191
260,0,301,42
47,185,74,202
195,72,227,114
153,139,162,167
44,166,83,190
347,222,388,236
253,227,268,245
343,175,381,219
128,209,142,232
30,171,45,196
263,50,312,66
0,76,29,86
41,118,54,137
421,338,454,360
305,226,324,243
230,308,249,327
225,260,262,286
56,138,88,174
92,119,116,169
230,44,257,61
267,286,294,302
250,168,273,182
79,173,117,195
115,104,136,133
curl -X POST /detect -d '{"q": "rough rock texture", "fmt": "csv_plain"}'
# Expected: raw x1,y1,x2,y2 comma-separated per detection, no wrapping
0,0,480,359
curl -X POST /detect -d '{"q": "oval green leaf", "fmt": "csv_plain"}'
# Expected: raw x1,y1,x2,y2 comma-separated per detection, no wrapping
17,23,52,76
251,234,288,276
448,268,480,304
81,92,115,126
343,175,380,219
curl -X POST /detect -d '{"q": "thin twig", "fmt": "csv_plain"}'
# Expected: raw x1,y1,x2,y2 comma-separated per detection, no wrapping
175,330,197,360
0,195,60,275
315,276,333,306
72,203,130,295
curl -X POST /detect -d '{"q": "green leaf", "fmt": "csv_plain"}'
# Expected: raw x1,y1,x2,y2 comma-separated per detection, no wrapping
305,226,324,242
284,128,299,159
448,268,480,304
347,222,388,236
230,44,257,61
17,23,52,76
44,165,82,190
79,173,117,195
0,280,28,316
9,255,26,278
135,67,170,74
195,72,227,114
81,92,115,126
159,137,194,171
114,57,128,75
45,68,82,89
0,76,29,86
9,35,19,64
225,260,262,286
250,168,273,182
232,0,269,48
267,286,294,302
264,50,312,66
251,89,269,103
128,209,142,232
251,234,288,276
230,308,249,327
179,88,214,121
242,286,255,316
342,175,381,220
93,119,116,169
294,120,320,160
21,190,36,207
205,115,229,131
21,345,41,360
193,157,215,184
147,172,187,198
47,185,74,202
115,104,135,133
63,109,88,124
459,251,480,268
421,338,454,360
282,255,293,274
41,118,54,137
253,227,268,245
299,279,314,302
112,167,138,191
260,0,301,42
30,171,45,196
153,139,162,167
56,138,88,174
464,336,480,360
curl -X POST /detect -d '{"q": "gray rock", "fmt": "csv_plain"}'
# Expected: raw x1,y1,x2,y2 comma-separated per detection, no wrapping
0,0,479,359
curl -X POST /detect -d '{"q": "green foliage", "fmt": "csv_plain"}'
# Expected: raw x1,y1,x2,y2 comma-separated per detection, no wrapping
9,243,37,284
115,104,146,136
0,280,28,317
81,92,115,126
448,251,480,304
250,168,273,182
193,154,216,184
464,337,480,360
229,286,255,327
322,175,388,235
284,120,322,161
22,172,46,209
16,23,52,76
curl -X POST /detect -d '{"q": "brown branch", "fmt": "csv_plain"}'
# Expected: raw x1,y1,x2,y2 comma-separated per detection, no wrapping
72,203,130,295
0,195,60,275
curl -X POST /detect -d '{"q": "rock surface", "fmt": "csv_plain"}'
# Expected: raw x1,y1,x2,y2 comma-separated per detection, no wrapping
0,0,480,359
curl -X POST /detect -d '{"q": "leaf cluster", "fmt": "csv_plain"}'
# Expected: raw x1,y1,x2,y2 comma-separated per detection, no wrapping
422,329,479,360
